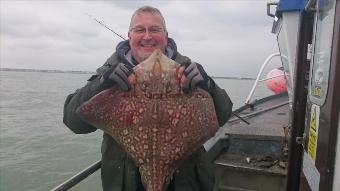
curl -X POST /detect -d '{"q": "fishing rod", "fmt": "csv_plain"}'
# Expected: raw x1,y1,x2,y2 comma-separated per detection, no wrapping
232,112,250,125
85,13,127,40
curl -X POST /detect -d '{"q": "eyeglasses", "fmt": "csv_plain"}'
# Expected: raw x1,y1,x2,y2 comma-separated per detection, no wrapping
130,26,164,34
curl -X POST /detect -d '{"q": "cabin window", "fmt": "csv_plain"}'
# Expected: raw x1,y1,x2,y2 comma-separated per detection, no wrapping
309,0,336,105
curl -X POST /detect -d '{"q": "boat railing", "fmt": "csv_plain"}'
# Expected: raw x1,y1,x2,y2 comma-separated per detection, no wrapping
244,52,282,105
51,160,101,191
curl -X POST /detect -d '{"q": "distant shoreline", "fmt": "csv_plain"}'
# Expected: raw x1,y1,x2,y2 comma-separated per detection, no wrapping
0,68,254,80
0,68,94,74
211,76,254,80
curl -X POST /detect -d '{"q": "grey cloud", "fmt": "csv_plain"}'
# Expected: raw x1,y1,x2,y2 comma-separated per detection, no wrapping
1,0,279,78
104,0,171,10
212,1,271,27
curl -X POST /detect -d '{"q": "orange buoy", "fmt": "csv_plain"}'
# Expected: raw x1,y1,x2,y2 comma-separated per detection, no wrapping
265,68,287,94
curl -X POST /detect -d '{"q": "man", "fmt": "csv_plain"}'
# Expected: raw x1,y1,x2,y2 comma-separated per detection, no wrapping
63,6,233,191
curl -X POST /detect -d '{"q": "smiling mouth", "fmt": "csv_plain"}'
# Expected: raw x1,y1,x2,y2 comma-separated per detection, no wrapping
141,44,156,48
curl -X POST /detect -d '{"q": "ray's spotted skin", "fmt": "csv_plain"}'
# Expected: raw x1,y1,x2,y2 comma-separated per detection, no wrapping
76,50,219,191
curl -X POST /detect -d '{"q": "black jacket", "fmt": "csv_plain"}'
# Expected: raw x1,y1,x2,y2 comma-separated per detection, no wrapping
63,39,233,191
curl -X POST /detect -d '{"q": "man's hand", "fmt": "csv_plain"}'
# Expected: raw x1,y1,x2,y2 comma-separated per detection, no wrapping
177,61,211,94
100,63,134,91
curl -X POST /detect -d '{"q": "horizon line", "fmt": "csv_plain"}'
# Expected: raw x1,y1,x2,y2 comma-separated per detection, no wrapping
0,67,255,80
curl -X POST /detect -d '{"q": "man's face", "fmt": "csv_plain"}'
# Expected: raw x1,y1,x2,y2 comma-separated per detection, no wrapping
128,12,168,63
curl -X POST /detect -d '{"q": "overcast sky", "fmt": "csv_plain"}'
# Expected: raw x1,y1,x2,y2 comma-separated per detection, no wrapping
0,0,281,78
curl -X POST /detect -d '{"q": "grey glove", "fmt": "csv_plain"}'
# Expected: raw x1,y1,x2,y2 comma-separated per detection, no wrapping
100,63,133,91
181,61,211,94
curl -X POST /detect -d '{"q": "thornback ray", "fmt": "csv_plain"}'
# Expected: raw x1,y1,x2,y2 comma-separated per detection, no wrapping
76,49,219,191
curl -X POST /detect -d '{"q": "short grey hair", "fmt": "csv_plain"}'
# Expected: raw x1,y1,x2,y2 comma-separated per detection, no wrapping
129,6,167,32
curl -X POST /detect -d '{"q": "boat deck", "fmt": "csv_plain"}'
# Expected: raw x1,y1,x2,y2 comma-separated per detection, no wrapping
212,93,290,191
226,93,290,139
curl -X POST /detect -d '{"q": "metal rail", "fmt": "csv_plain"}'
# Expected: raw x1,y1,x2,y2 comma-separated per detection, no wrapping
51,160,101,191
244,52,281,105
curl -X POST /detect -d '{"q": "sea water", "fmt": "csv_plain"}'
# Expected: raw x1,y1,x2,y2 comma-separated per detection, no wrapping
0,70,272,191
